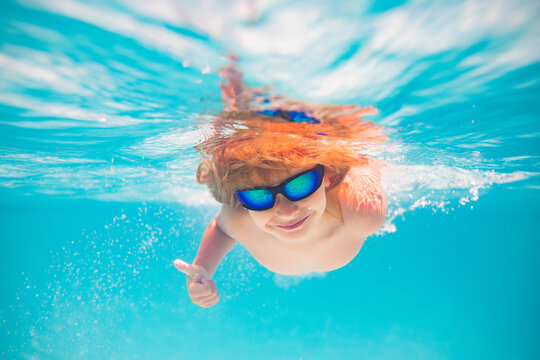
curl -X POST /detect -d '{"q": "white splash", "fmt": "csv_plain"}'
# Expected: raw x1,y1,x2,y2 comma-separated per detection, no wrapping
379,164,535,234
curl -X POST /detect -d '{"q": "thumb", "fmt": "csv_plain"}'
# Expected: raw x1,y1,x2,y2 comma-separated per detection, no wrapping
174,259,197,277
174,259,211,283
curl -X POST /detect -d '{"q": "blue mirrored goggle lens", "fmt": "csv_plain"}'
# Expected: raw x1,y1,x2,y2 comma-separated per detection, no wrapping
284,169,322,200
237,189,274,210
236,166,324,211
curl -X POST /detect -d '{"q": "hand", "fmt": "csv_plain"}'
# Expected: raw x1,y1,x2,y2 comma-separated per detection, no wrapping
174,259,219,308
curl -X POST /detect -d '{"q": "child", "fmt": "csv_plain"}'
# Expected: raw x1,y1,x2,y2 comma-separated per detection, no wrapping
174,59,387,308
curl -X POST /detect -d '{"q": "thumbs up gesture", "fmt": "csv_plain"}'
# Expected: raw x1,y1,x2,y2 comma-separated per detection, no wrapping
174,259,219,308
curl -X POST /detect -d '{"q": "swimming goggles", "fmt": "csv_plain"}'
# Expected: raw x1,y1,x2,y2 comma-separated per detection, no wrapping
256,109,327,136
257,109,320,124
236,165,324,211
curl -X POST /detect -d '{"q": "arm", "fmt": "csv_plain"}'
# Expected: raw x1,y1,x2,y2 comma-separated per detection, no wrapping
192,215,236,277
218,55,252,111
338,160,387,235
174,212,236,308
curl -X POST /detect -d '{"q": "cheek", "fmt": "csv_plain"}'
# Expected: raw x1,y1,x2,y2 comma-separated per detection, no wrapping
304,186,327,211
248,210,272,229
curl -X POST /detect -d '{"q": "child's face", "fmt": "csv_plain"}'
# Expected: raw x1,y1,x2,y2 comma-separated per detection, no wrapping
246,166,331,243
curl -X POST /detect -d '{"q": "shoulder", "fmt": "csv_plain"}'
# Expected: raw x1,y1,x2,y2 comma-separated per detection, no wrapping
334,162,387,233
216,204,252,240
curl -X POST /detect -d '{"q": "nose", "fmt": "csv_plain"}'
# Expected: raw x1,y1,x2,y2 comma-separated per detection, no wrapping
273,194,300,217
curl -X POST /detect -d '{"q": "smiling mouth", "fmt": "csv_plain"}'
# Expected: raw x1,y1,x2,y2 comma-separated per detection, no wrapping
275,215,310,230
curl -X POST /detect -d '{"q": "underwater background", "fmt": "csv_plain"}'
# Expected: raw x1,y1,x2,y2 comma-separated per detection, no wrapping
1,0,539,359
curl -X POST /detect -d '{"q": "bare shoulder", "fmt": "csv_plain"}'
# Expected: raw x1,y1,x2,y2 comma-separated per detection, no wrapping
335,161,387,233
216,204,252,240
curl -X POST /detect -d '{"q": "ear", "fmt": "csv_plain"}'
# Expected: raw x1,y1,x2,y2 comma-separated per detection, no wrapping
324,173,331,189
196,160,211,184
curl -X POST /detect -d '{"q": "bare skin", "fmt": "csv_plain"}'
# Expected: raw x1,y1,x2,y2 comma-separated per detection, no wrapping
175,58,387,308
174,161,387,308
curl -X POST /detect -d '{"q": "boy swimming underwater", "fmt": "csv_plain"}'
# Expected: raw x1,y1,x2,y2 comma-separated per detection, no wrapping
174,59,387,308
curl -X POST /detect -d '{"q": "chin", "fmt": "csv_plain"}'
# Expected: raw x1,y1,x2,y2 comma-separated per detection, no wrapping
274,230,309,243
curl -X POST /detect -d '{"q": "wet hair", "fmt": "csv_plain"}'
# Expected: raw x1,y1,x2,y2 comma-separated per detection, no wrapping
195,105,386,207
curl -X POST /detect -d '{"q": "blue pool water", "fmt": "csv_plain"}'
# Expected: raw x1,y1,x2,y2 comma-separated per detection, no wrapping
1,0,539,359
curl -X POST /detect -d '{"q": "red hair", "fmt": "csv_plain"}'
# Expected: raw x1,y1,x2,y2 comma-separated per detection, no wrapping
196,106,386,206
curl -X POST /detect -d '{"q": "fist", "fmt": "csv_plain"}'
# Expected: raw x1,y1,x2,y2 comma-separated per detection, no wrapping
174,259,219,308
